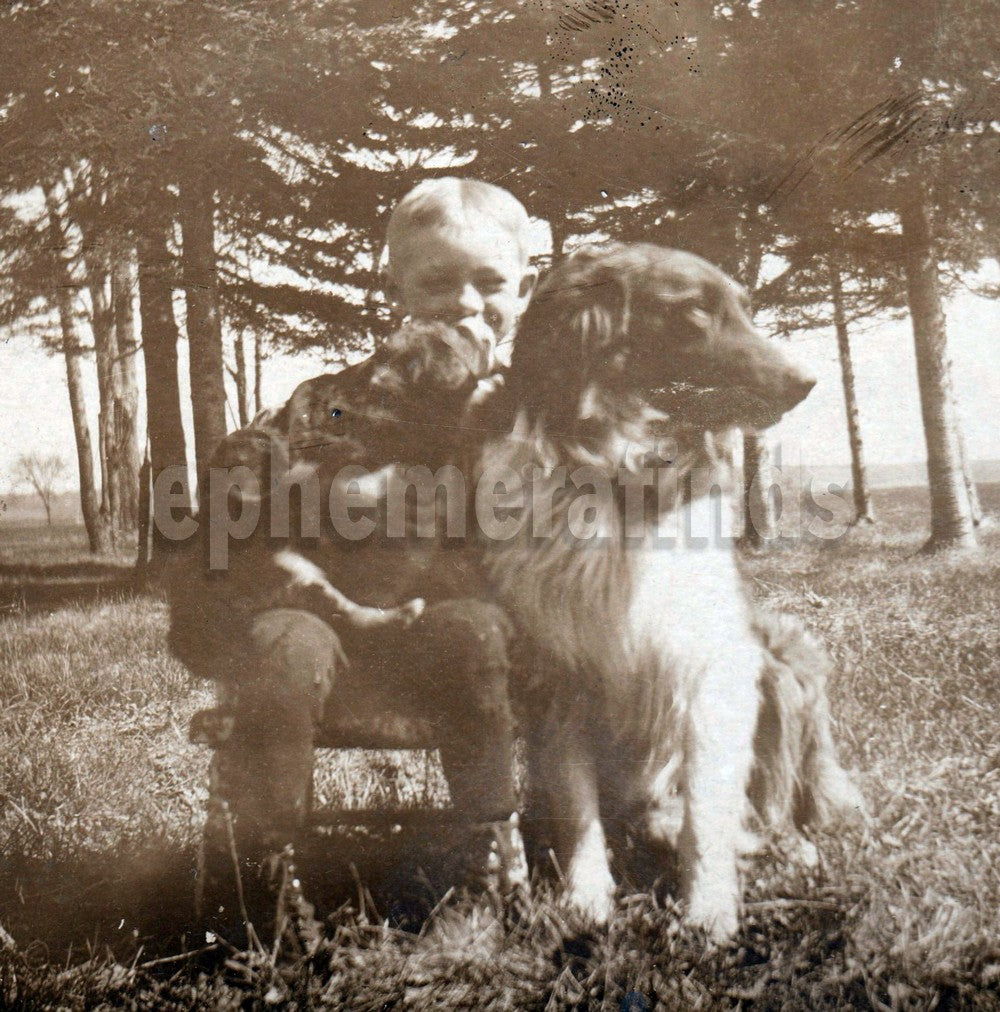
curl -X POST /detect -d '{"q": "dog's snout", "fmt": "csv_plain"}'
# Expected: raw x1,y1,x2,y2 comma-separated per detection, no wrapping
734,337,817,425
785,370,816,407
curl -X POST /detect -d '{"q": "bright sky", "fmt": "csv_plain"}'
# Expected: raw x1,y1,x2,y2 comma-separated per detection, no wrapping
1,263,998,494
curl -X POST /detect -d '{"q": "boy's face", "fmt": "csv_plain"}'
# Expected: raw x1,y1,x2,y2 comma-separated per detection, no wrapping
388,223,537,365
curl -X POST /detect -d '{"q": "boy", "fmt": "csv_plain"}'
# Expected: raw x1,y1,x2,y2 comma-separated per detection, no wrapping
384,177,537,369
171,178,538,951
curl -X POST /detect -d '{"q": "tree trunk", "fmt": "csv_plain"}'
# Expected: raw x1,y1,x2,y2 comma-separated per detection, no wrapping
952,412,983,526
538,59,552,99
138,205,190,562
549,217,567,264
44,190,111,554
135,451,153,580
111,250,142,530
897,183,977,552
830,267,875,525
740,430,778,550
253,328,263,415
61,324,108,552
85,250,118,545
85,244,143,541
180,174,228,483
233,330,250,427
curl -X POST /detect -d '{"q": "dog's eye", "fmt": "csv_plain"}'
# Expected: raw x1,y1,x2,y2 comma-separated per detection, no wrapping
686,306,713,330
660,293,711,328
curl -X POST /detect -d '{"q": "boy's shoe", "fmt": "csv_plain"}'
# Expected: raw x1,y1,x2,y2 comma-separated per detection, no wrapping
421,814,530,954
265,845,325,960
468,812,530,898
196,821,323,960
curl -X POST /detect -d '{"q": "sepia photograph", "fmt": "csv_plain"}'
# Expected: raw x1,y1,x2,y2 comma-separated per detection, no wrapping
1,1,998,1007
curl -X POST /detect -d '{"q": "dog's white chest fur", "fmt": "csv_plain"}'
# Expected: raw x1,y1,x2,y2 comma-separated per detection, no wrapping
625,497,755,674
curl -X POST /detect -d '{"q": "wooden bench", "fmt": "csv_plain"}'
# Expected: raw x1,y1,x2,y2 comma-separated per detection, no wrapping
189,704,464,829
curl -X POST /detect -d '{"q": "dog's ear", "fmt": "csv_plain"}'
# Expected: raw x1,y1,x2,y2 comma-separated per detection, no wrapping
559,244,634,347
509,246,633,423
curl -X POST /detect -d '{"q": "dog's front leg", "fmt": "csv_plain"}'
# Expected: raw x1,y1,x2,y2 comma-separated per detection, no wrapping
679,643,760,942
539,732,616,925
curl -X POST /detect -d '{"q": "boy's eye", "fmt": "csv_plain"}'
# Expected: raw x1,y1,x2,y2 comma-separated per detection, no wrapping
474,274,507,295
421,277,457,295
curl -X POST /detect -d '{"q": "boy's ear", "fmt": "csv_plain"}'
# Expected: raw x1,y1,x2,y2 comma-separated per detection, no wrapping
518,267,538,302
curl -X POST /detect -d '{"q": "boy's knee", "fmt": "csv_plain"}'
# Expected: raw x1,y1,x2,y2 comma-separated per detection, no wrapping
417,600,512,676
247,608,344,697
412,600,514,727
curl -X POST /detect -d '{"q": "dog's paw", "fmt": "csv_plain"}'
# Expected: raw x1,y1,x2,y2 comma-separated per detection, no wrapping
794,838,819,868
396,597,426,626
807,760,868,828
563,885,615,928
684,891,740,944
354,597,425,630
563,866,616,926
684,868,741,943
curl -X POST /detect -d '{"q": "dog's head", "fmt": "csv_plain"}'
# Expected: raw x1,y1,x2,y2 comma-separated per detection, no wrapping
289,321,491,472
509,243,815,432
368,320,493,406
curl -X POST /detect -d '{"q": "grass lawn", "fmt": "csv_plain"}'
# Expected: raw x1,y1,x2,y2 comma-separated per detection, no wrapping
1,486,999,1009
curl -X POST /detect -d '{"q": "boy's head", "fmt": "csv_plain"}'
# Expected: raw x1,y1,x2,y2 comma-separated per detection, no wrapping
385,177,537,363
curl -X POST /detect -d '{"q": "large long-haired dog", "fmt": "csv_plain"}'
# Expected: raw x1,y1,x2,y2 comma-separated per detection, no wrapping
476,243,862,940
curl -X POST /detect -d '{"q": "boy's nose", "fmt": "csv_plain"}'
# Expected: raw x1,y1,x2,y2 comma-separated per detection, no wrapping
454,283,485,315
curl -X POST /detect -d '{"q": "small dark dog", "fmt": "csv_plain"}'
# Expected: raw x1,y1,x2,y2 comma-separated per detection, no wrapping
167,321,494,682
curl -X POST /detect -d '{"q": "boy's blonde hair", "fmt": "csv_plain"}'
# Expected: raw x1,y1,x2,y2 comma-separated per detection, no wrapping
386,177,533,275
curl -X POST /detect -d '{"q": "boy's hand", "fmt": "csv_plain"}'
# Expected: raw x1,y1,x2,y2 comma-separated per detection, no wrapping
470,373,506,407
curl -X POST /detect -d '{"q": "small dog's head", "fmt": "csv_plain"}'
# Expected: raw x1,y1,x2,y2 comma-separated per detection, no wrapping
509,243,815,432
368,320,493,406
289,321,491,473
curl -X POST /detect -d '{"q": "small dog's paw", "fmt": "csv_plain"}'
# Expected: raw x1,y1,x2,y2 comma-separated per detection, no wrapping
397,597,426,625
356,598,425,630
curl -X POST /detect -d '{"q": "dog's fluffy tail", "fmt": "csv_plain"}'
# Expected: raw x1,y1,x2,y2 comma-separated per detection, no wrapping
749,610,866,833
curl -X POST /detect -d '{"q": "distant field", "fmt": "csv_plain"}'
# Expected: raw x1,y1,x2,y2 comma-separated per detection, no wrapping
0,486,998,1008
0,490,84,527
